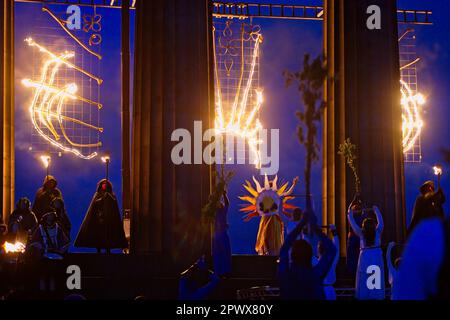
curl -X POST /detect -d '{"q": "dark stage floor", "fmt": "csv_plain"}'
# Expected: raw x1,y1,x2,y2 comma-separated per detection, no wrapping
0,254,356,300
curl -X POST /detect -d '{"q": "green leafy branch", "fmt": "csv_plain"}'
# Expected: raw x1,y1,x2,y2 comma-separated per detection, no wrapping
201,165,235,220
338,138,361,193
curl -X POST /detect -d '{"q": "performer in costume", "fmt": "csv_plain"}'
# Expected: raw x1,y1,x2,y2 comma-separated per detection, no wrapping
74,179,127,252
386,241,402,295
28,212,70,257
212,190,232,277
240,175,299,256
50,197,71,239
346,194,368,279
7,197,38,243
393,217,450,300
0,224,7,254
27,212,70,293
179,255,221,300
278,209,337,300
319,224,340,300
407,180,446,237
348,204,385,300
32,175,63,222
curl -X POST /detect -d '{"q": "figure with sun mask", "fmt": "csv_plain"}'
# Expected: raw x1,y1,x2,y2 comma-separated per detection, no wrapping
240,175,299,256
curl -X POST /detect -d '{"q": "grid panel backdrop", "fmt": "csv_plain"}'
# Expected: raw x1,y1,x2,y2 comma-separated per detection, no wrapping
26,4,102,160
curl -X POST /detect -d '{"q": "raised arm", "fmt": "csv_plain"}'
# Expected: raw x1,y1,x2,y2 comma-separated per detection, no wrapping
347,207,363,238
313,228,337,280
179,272,220,301
373,206,384,233
278,218,307,275
386,242,395,286
192,273,220,300
430,188,446,206
330,225,340,268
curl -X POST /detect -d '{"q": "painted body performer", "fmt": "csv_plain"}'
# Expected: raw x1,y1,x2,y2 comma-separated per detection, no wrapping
407,180,446,237
212,190,232,276
348,203,385,300
32,175,63,223
75,179,127,252
7,198,38,243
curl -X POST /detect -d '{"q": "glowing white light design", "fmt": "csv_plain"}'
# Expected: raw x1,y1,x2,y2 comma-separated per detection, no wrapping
22,38,103,160
213,27,264,168
400,80,425,153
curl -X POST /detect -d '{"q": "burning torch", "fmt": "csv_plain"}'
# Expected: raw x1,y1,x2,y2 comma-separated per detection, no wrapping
40,154,51,178
101,154,111,182
433,165,443,188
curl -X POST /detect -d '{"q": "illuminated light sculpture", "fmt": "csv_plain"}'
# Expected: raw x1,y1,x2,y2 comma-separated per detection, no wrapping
240,175,299,255
213,22,264,168
3,241,26,254
399,29,425,159
22,38,103,160
400,79,425,153
42,7,102,60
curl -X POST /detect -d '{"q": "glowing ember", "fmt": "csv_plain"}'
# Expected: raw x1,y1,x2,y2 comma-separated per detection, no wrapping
3,241,26,254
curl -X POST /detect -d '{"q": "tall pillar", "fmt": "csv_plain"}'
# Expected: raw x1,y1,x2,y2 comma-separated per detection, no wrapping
131,0,213,268
1,0,15,223
323,0,406,255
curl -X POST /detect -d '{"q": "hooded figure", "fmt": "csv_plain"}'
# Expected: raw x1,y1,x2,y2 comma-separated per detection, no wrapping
28,211,70,257
50,197,71,238
74,179,127,251
32,175,63,222
8,197,38,243
407,180,446,237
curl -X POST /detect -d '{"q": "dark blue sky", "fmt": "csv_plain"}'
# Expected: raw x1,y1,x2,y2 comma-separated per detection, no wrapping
14,1,450,254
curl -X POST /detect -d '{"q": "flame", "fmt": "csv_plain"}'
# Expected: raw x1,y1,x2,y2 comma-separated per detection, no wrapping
101,155,110,163
433,166,443,176
3,241,26,254
40,155,51,168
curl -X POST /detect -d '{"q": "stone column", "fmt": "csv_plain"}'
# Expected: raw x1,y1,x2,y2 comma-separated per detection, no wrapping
1,0,15,223
131,0,214,268
323,0,406,255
